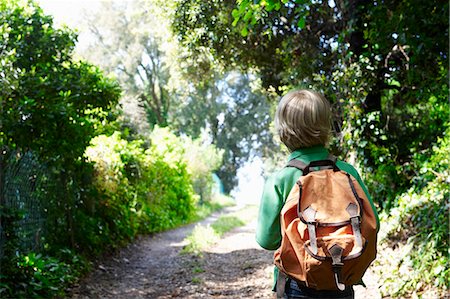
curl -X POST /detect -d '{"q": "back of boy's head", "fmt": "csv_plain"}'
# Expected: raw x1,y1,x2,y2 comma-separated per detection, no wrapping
275,89,331,151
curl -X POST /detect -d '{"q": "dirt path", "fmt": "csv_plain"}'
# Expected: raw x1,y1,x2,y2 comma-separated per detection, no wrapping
68,206,381,299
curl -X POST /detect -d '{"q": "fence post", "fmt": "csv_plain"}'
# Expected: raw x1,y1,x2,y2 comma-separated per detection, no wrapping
0,146,6,207
60,171,75,248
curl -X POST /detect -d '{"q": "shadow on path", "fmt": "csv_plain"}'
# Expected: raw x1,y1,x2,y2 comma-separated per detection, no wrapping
67,208,232,298
67,207,380,299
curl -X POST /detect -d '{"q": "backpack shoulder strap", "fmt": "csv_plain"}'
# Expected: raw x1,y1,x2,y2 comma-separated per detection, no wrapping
286,159,308,171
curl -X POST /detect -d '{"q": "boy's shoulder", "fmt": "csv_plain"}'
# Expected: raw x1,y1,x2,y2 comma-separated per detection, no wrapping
336,160,362,179
266,156,363,194
271,164,302,182
264,164,303,197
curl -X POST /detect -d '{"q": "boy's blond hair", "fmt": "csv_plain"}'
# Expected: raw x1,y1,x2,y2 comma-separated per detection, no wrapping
275,89,331,151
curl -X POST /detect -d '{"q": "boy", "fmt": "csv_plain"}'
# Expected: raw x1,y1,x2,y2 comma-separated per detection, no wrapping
256,89,379,299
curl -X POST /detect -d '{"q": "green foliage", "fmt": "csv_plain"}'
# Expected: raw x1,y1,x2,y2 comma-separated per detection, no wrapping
84,131,197,247
374,130,449,297
0,1,215,298
0,1,121,297
172,73,275,193
233,0,309,32
173,0,340,89
79,127,222,252
1,125,221,297
0,0,121,266
81,0,173,128
0,249,88,298
169,0,279,194
184,139,223,202
173,0,448,202
0,0,121,164
149,126,223,202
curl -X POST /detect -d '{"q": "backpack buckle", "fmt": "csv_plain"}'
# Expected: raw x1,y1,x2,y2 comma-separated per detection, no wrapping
346,203,363,248
302,206,318,255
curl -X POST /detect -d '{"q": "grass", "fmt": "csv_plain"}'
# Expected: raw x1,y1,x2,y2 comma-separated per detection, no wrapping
181,225,220,255
181,204,258,256
211,216,245,235
192,194,236,221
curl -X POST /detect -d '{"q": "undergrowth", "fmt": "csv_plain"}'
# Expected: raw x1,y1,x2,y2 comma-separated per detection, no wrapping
374,130,449,298
0,250,89,298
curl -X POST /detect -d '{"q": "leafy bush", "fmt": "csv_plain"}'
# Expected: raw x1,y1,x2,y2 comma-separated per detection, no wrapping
149,126,223,203
0,127,222,298
0,1,120,297
0,0,120,165
0,249,88,298
374,129,449,298
84,131,198,245
335,75,449,210
79,128,223,250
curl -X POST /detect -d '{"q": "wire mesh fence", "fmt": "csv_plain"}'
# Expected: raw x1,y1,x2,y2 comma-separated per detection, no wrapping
0,151,50,260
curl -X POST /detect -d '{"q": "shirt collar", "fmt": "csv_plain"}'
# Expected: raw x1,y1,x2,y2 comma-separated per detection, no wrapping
287,145,328,161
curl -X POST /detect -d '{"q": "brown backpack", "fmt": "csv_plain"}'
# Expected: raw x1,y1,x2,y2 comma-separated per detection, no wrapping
274,155,377,293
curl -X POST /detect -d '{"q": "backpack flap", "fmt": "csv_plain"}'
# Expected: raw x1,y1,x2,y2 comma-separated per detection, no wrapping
298,171,362,223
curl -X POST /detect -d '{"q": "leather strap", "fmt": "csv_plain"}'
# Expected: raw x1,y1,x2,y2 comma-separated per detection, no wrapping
302,206,318,255
286,154,339,174
302,154,339,175
329,244,346,291
276,270,287,298
346,203,363,248
286,159,308,171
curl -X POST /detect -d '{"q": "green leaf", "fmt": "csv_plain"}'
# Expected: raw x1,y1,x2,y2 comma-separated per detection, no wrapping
297,17,306,29
266,2,275,12
238,0,249,13
243,9,253,21
231,8,240,19
241,26,248,37
232,17,240,27
250,15,258,25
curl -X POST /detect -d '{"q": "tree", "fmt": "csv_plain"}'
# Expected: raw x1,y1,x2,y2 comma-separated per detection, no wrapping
173,72,275,193
0,0,121,247
172,0,449,205
81,0,174,129
0,0,121,161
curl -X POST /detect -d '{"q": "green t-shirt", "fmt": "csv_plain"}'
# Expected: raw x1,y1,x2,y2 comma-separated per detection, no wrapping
255,145,380,288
